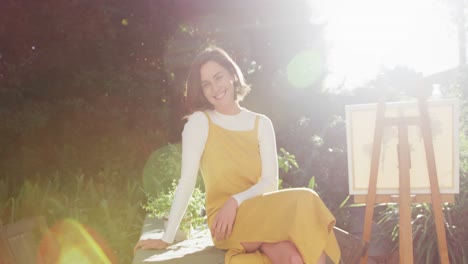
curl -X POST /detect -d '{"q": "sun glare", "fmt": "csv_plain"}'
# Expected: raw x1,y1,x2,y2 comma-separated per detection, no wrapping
311,0,459,91
39,219,114,264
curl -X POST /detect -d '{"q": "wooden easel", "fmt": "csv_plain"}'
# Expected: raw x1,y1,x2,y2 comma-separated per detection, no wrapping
357,98,451,264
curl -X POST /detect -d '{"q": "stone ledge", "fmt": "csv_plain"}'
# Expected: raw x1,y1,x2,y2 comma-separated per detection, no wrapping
133,216,369,264
132,216,224,264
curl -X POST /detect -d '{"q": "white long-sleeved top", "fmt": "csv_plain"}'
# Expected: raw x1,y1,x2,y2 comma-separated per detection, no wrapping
161,108,279,243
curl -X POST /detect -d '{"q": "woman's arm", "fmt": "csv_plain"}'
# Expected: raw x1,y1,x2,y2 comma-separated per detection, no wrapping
160,112,208,243
135,113,208,250
231,115,278,206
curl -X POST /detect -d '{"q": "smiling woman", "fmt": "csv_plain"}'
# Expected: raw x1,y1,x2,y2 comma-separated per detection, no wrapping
134,46,341,264
310,0,459,91
200,61,240,115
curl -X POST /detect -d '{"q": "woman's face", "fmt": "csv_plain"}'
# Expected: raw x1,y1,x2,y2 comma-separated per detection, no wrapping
200,60,238,114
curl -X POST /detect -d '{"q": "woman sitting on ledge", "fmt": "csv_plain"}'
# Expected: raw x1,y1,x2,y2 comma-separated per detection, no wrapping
134,46,341,264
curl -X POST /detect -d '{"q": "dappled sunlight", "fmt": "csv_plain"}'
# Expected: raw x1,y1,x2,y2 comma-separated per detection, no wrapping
38,219,115,264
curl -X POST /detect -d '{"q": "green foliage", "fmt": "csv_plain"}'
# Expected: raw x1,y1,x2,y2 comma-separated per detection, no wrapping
142,143,204,197
142,144,182,197
278,114,349,211
278,147,299,174
141,180,206,233
308,176,316,190
377,197,467,263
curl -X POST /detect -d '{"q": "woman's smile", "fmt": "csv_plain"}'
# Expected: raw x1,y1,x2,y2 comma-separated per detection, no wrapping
200,60,240,115
214,90,227,100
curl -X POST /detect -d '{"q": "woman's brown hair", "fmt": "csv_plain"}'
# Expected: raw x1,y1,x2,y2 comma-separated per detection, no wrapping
184,46,250,115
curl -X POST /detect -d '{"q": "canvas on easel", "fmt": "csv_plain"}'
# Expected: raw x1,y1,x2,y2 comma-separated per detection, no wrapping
345,98,459,264
346,99,459,199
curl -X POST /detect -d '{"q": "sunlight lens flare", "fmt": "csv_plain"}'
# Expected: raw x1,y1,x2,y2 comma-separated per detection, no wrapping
38,219,114,264
287,50,324,88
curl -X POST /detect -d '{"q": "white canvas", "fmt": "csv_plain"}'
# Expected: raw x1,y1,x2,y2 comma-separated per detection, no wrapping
345,99,460,195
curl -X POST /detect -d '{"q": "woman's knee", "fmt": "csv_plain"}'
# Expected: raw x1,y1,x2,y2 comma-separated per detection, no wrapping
290,254,304,264
293,188,320,202
260,241,304,264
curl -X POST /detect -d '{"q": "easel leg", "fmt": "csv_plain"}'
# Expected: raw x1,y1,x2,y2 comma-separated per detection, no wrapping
398,125,414,264
360,101,386,264
418,99,450,264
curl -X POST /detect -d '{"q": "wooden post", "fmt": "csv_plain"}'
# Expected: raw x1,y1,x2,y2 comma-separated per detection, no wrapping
397,124,414,263
418,99,450,264
360,101,386,264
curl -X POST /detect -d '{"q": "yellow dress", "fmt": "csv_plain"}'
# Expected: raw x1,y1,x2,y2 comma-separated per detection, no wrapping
200,112,341,264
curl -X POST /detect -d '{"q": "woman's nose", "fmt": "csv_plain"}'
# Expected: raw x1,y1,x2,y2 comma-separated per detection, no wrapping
213,83,222,92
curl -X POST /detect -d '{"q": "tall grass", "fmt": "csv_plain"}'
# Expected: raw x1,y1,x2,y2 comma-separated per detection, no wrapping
0,172,146,263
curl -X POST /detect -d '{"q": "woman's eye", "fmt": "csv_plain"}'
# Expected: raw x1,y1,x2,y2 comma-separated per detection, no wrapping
215,75,223,80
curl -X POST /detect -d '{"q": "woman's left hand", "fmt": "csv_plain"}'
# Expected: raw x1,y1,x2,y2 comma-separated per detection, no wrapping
133,239,169,252
210,197,238,241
